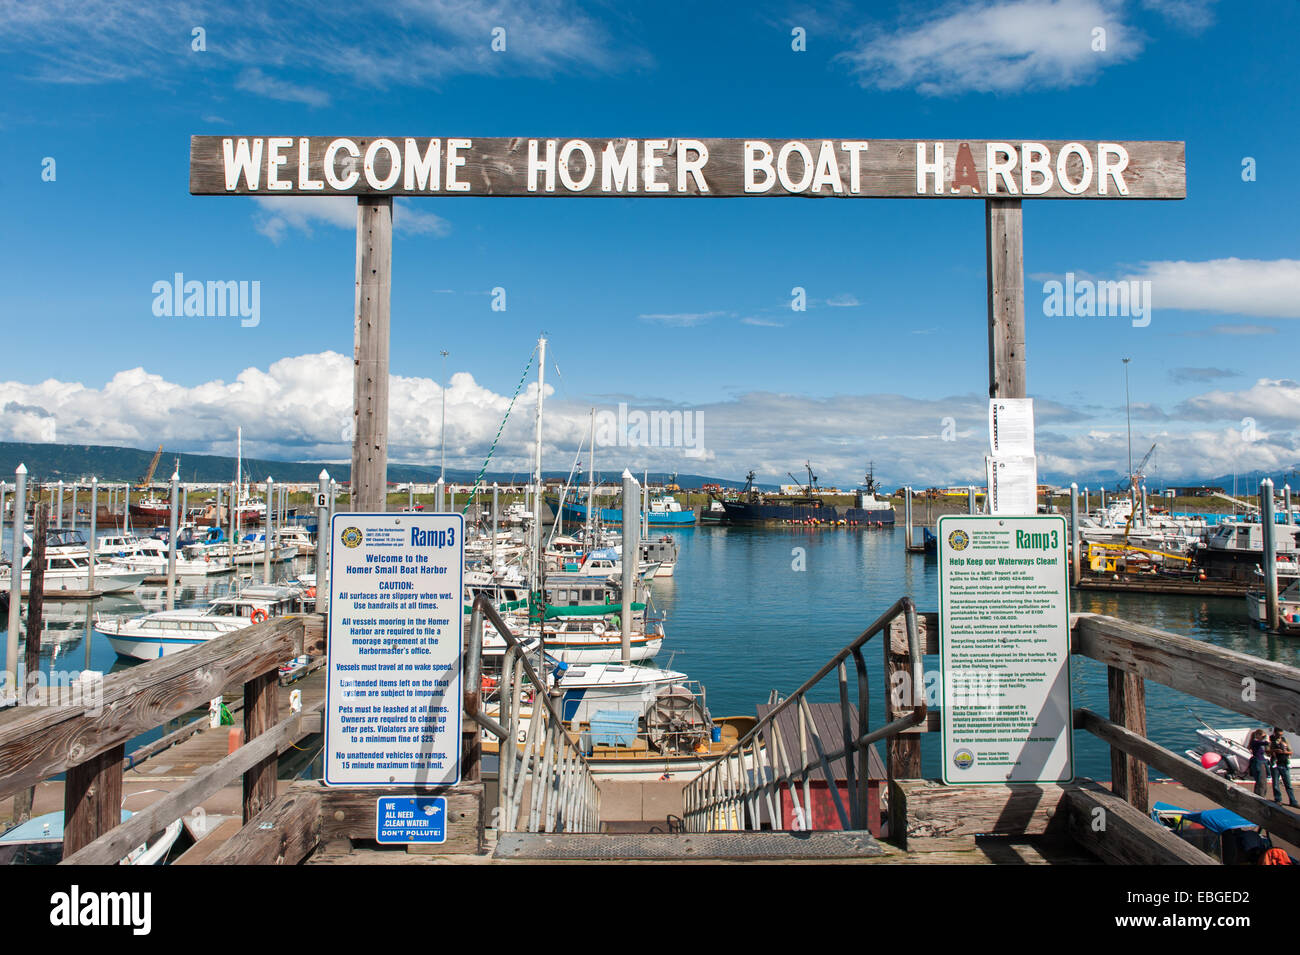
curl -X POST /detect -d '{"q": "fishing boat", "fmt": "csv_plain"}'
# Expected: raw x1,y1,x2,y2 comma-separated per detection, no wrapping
640,534,680,577
712,464,895,526
94,583,308,660
1245,578,1300,633
550,492,696,527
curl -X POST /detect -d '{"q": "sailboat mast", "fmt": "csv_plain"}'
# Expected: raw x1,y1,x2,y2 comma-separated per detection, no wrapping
585,408,595,548
533,337,547,595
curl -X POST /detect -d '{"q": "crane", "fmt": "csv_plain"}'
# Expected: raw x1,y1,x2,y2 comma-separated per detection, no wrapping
1117,443,1157,492
135,445,164,490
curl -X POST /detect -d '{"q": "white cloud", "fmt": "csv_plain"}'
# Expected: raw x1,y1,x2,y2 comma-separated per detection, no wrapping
824,294,859,307
837,0,1140,95
1,354,1295,487
234,68,330,108
741,317,784,327
0,0,641,92
1122,258,1300,319
253,197,450,243
638,311,726,327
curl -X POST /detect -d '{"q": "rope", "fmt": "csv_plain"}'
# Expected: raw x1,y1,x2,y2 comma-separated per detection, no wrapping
461,346,537,515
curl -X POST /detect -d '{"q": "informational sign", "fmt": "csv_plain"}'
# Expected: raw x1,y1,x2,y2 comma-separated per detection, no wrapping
375,795,447,845
325,512,464,786
190,137,1185,199
986,397,1038,515
938,514,1073,784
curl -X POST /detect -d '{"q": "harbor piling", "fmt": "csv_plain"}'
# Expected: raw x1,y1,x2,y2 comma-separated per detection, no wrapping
166,470,179,610
1286,484,1294,525
56,480,64,529
1069,483,1080,586
967,485,977,515
70,484,77,531
491,483,498,571
317,470,330,583
7,464,28,694
1261,478,1279,631
903,487,914,549
351,197,392,513
88,477,97,592
264,477,274,584
620,470,640,665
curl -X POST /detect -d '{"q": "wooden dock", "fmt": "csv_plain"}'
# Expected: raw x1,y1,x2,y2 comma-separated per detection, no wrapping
1076,574,1251,597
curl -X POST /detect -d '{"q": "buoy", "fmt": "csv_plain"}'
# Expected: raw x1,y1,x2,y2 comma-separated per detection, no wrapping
1201,751,1222,770
251,608,268,624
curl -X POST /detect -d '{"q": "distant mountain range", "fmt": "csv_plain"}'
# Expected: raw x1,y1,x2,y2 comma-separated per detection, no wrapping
0,441,764,490
0,442,1294,495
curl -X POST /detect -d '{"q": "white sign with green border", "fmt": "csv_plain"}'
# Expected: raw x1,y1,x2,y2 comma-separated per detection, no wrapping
938,514,1073,784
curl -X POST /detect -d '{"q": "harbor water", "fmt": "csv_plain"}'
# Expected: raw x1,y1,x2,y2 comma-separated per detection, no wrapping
4,522,1297,782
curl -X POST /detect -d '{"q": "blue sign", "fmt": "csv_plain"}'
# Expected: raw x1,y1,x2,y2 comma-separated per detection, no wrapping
375,796,447,844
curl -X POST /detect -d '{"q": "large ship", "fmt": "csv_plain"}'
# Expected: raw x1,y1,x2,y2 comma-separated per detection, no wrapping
711,464,895,526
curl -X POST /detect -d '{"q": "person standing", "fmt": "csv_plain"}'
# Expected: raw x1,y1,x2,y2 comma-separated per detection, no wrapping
1268,728,1298,807
1248,729,1269,797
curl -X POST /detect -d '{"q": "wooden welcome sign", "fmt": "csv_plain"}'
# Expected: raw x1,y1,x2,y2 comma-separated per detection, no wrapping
190,137,1185,199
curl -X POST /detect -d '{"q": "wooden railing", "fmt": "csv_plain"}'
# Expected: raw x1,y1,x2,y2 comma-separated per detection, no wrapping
887,610,1300,859
0,616,306,865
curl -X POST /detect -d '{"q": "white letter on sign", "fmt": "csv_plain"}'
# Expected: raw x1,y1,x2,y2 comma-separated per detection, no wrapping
528,139,557,193
404,139,441,192
601,140,637,192
744,141,775,193
445,139,470,192
1098,143,1130,196
364,139,401,190
840,142,869,193
1056,142,1092,195
265,137,293,190
777,141,813,193
916,142,943,195
558,140,595,191
298,138,324,190
677,140,709,193
324,138,360,190
985,143,1018,195
643,139,668,193
810,140,842,193
223,138,264,191
1021,142,1054,195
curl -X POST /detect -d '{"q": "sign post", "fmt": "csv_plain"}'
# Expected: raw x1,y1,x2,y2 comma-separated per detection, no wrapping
938,514,1073,784
325,512,464,788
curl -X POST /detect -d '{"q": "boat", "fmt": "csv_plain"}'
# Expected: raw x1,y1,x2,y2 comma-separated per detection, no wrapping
94,583,308,660
550,492,696,527
640,534,680,577
108,534,234,578
1196,519,1300,584
0,534,148,594
0,810,181,865
1245,578,1300,633
712,464,895,527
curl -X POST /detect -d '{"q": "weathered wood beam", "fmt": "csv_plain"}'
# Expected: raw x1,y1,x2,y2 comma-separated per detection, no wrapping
204,788,322,865
314,781,485,854
1075,707,1300,847
1108,668,1149,812
62,743,124,858
0,616,301,801
1063,780,1215,865
986,198,1026,400
1073,613,1300,728
888,778,1069,849
242,670,278,822
351,197,391,513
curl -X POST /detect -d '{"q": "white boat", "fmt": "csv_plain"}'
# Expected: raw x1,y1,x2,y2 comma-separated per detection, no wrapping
0,810,181,865
278,525,316,555
0,540,147,594
639,534,680,578
94,583,308,660
231,533,298,565
109,536,234,577
1245,578,1300,633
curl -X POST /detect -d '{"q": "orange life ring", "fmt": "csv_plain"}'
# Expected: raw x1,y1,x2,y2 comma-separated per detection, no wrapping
251,609,268,624
480,675,498,694
305,587,316,598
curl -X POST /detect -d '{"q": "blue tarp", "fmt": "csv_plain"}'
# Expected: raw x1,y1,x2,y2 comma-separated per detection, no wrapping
1184,808,1254,833
588,710,640,747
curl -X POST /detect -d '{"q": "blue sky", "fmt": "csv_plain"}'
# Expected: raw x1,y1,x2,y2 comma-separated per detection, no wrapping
1,0,1297,488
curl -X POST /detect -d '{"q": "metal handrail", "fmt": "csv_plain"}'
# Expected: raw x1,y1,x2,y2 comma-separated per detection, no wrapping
464,594,600,833
683,596,926,833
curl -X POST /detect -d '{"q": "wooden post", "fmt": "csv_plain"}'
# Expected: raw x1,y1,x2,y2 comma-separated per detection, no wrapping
885,614,922,786
986,199,1026,400
242,670,279,822
1108,667,1149,812
23,503,48,703
63,743,125,857
352,197,392,514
